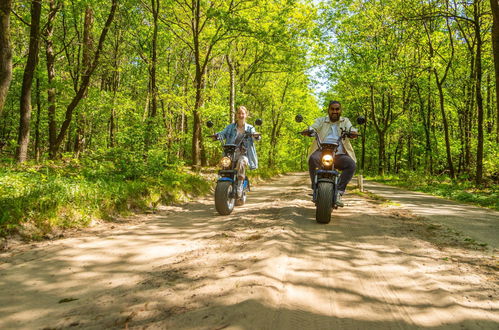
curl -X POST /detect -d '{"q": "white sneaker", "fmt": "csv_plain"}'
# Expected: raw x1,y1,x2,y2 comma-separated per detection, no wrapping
236,182,244,198
336,193,344,207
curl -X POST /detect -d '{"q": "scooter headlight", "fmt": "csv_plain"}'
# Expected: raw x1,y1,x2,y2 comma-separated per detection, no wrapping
220,156,231,168
321,154,334,167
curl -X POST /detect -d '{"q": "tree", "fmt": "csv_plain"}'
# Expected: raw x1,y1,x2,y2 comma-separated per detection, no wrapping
490,0,499,143
48,0,117,158
0,0,13,119
17,0,42,162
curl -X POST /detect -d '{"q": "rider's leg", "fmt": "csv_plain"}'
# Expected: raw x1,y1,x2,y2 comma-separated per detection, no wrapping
236,155,249,197
334,154,356,195
308,150,322,189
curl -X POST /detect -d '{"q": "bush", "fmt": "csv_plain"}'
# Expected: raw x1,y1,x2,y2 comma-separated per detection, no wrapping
0,152,211,238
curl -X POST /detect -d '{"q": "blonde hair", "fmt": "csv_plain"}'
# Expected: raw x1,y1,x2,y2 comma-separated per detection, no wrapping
237,105,249,117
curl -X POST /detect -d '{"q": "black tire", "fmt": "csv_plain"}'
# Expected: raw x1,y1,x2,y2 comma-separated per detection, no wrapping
215,181,235,215
316,182,334,224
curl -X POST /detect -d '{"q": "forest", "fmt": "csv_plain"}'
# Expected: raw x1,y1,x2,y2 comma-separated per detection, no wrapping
0,0,498,237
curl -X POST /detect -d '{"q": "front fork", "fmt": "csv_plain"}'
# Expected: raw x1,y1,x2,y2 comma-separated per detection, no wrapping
218,170,250,198
313,170,339,205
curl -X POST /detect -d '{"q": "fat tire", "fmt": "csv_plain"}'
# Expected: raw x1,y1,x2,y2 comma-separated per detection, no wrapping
316,182,333,224
215,181,235,215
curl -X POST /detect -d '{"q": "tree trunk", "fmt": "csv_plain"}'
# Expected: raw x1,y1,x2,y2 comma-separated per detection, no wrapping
425,18,455,178
34,76,41,161
17,0,42,163
227,55,235,123
150,0,159,119
50,0,117,158
369,85,385,175
464,54,475,171
191,0,203,167
45,0,59,158
490,0,499,143
74,6,94,157
435,78,455,178
474,5,484,184
0,0,13,118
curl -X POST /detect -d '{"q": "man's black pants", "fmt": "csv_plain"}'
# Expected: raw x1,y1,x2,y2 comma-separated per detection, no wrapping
308,150,356,194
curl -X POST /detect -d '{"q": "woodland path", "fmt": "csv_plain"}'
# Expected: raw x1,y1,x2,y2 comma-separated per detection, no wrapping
363,180,499,251
0,173,497,329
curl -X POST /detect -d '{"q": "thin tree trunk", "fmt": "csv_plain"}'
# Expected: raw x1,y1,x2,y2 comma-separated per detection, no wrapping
50,0,117,158
425,18,455,178
227,54,235,122
150,0,159,118
45,0,59,158
474,4,484,184
74,6,94,157
17,0,42,162
435,78,455,178
490,0,499,143
34,76,41,161
0,0,13,118
486,74,493,134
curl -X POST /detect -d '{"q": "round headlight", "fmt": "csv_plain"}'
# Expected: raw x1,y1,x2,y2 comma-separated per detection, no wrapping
220,156,231,168
321,154,333,167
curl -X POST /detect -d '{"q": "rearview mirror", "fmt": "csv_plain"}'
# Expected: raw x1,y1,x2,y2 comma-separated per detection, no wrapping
206,120,214,128
255,118,263,126
356,116,366,125
295,114,303,123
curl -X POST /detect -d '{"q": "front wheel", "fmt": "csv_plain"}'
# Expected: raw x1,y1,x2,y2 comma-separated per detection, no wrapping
316,182,334,224
215,181,235,215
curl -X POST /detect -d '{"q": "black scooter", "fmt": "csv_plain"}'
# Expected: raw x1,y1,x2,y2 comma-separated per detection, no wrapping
296,114,366,224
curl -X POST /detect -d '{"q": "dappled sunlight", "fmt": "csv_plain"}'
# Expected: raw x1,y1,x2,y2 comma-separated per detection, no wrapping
0,173,497,329
364,181,499,250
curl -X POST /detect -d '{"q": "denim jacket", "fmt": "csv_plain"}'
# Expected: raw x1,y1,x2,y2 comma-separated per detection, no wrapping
217,123,260,170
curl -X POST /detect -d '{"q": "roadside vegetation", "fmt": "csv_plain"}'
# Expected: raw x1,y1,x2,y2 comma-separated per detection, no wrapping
367,172,499,211
0,152,211,239
1,0,498,238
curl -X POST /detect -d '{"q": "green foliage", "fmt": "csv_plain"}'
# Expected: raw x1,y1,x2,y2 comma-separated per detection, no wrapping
369,171,499,210
0,153,210,238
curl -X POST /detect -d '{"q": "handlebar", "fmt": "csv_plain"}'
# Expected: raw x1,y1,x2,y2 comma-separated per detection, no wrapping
208,132,261,141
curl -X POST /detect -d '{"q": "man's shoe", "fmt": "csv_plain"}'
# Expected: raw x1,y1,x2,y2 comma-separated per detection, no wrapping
336,193,344,207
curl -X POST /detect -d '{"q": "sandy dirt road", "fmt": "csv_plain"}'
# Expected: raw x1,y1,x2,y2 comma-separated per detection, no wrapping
0,173,497,329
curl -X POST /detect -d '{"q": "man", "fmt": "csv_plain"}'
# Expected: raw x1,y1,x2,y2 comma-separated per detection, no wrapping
301,100,359,207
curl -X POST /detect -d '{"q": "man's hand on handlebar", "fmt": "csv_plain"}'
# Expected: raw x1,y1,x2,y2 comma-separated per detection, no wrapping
347,131,360,139
299,129,313,137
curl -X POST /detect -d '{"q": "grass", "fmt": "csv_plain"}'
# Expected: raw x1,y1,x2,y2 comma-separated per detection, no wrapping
366,172,499,211
0,150,211,239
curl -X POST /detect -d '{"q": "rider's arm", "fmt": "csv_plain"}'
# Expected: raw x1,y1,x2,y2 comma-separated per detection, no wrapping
300,117,322,136
343,118,359,139
250,126,262,141
310,117,323,131
215,124,232,140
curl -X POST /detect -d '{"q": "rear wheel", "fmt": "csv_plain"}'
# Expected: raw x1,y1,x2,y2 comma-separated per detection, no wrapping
316,182,334,224
215,181,235,215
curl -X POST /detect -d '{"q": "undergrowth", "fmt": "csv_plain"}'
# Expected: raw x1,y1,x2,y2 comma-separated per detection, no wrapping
366,171,498,210
0,149,211,239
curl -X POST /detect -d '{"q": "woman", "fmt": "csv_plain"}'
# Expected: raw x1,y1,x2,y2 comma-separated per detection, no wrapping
214,106,261,197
